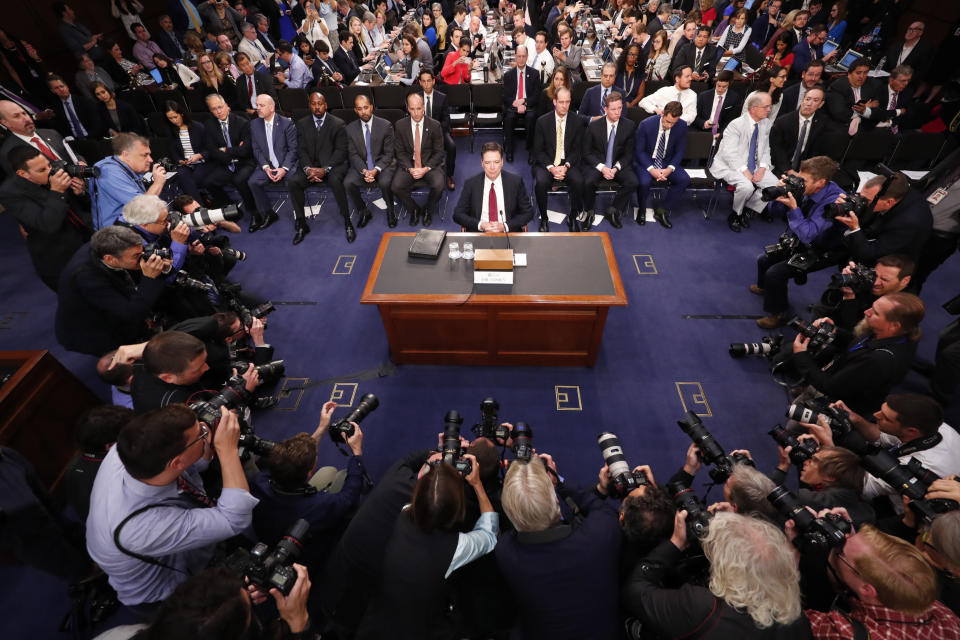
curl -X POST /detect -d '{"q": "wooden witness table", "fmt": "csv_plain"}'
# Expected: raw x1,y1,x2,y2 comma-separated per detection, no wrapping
361,232,628,366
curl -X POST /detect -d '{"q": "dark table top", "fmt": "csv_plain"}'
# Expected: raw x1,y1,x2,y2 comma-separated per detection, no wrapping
362,232,627,304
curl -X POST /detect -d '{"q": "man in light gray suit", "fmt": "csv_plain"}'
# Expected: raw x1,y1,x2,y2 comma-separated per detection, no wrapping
344,94,397,228
710,92,779,232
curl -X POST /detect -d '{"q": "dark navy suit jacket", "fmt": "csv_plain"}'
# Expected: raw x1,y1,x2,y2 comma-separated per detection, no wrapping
633,115,688,175
250,114,298,171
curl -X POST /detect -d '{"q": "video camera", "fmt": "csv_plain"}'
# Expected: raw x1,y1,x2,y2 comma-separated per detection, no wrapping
768,424,819,466
767,486,851,553
788,317,838,354
729,334,783,359
677,411,754,484
442,409,472,476
226,519,308,596
597,432,649,498
50,159,100,179
667,479,712,540
329,393,379,444
820,264,876,307
189,374,251,429
761,174,805,203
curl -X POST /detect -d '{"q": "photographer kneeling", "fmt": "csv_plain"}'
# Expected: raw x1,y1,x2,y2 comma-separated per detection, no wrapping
752,156,846,329
130,331,258,413
250,402,366,571
813,254,913,332
624,511,811,638
494,454,623,639
85,405,258,615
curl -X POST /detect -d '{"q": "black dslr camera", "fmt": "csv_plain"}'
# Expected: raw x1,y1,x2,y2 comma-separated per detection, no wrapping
511,421,533,462
786,397,853,436
230,359,286,384
142,242,173,262
787,317,837,354
859,454,960,524
189,374,251,429
227,519,308,596
761,174,805,203
763,231,801,262
768,424,819,465
820,264,876,307
238,432,278,457
667,479,712,539
155,157,179,172
767,486,851,553
172,270,214,291
677,411,753,484
49,159,100,179
329,393,379,444
471,397,511,442
597,432,649,498
442,409,472,476
824,193,870,220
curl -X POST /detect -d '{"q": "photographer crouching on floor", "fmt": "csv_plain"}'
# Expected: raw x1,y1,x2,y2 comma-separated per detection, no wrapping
751,156,847,329
812,254,913,332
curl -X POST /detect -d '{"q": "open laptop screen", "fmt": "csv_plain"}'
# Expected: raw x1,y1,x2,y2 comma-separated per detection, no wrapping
837,49,863,70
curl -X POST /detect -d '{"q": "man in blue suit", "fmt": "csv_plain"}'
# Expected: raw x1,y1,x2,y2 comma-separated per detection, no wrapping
578,62,617,125
632,101,690,229
248,94,299,240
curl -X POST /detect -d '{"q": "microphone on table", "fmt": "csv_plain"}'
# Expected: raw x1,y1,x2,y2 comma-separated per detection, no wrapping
500,209,512,252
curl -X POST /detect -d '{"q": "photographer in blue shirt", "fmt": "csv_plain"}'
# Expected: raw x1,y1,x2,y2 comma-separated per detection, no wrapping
92,133,168,229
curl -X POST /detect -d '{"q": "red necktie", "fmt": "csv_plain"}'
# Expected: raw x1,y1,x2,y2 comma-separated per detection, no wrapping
31,136,58,161
177,476,216,507
248,76,254,100
518,69,524,101
488,183,498,222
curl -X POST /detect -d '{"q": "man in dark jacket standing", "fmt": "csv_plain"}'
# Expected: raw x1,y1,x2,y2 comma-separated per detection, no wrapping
0,146,91,291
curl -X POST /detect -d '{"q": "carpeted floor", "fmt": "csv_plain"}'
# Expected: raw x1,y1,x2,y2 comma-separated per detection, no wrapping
1,138,957,638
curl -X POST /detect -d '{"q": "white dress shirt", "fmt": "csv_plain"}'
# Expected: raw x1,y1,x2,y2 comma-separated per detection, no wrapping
646,124,674,172
479,174,507,230
638,85,698,124
14,132,61,159
863,424,960,503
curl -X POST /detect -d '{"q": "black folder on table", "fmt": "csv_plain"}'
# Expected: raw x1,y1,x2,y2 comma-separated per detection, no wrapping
408,228,447,259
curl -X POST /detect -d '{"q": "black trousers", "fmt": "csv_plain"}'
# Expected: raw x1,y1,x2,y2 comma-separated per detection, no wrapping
582,167,639,214
908,231,959,294
933,318,960,405
391,168,445,213
443,130,457,177
757,251,838,314
344,167,396,215
205,163,257,214
503,108,536,154
288,167,349,224
532,165,584,217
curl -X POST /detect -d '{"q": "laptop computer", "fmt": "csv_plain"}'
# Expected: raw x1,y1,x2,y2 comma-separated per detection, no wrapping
826,48,863,73
822,39,839,57
149,68,163,84
723,57,741,72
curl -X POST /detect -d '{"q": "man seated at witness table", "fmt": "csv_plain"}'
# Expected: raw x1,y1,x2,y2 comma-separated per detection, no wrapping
391,93,445,229
453,142,533,232
638,66,698,125
532,86,585,232
633,101,690,230
693,69,742,140
711,92,779,232
581,91,638,231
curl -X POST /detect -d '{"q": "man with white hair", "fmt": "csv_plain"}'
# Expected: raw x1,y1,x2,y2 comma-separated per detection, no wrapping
710,92,778,232
117,195,191,277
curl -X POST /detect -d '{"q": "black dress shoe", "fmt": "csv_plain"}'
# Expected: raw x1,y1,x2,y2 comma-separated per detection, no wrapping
727,211,742,232
581,211,594,232
344,217,357,243
607,207,622,229
409,207,421,226
636,209,646,225
248,214,265,233
292,221,310,245
566,214,575,232
386,210,398,228
422,209,432,227
739,212,750,228
259,211,279,231
654,208,672,229
446,177,456,191
357,208,372,228
539,217,550,232
505,152,514,163
759,208,774,222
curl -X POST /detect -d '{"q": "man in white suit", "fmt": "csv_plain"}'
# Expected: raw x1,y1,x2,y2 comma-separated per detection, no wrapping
710,92,779,232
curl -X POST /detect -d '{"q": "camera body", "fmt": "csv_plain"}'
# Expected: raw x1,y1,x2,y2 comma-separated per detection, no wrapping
511,421,533,462
238,431,277,457
763,231,801,262
442,410,472,476
597,432,648,498
824,193,869,220
761,174,806,203
471,397,511,443
142,242,173,262
677,411,752,484
49,159,100,179
189,374,251,428
329,393,379,444
767,486,851,553
788,317,837,354
667,480,712,539
155,157,179,172
768,424,819,465
786,397,853,441
227,519,308,596
821,263,876,307
172,270,214,291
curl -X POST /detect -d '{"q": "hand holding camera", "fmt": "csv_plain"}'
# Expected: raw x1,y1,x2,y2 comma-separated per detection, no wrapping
49,168,72,193
139,253,167,279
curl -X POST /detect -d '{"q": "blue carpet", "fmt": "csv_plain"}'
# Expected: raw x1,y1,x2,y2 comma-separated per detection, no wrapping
1,137,958,638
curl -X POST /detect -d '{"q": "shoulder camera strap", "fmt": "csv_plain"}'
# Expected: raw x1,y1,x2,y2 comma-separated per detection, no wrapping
113,503,189,575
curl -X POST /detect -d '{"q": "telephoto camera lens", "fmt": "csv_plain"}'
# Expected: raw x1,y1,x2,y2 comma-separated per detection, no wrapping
667,480,712,539
677,411,727,465
511,421,533,462
220,247,247,261
182,204,243,228
768,424,818,465
238,432,277,457
767,486,850,552
253,360,286,381
329,393,379,443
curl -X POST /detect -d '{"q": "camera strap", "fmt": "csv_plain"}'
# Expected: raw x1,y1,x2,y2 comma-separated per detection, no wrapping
113,504,189,576
891,432,942,458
